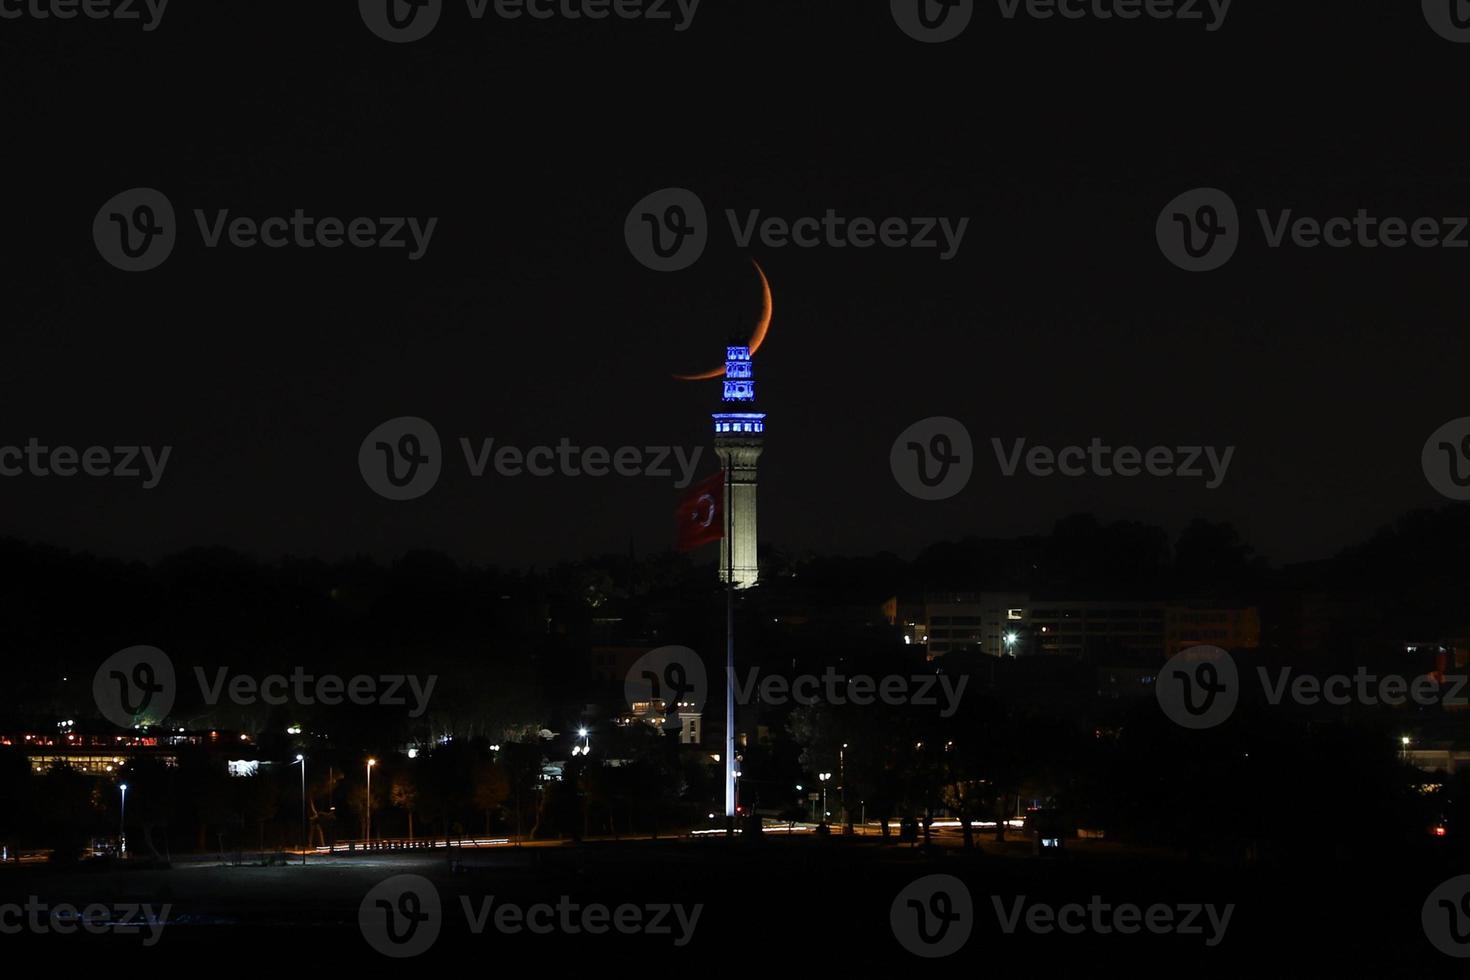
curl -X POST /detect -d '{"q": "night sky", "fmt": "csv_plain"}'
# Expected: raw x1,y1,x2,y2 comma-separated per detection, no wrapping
4,1,1467,568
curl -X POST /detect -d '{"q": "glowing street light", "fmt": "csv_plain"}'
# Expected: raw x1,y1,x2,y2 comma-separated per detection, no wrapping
366,758,377,845
294,755,307,866
118,783,128,858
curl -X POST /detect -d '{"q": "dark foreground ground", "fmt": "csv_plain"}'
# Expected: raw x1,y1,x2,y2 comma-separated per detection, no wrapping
0,833,1463,974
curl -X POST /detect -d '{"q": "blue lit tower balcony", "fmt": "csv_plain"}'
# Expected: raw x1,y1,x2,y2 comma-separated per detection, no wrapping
712,345,766,438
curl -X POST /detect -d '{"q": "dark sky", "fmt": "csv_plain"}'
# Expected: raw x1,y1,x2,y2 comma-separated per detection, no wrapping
3,1,1467,568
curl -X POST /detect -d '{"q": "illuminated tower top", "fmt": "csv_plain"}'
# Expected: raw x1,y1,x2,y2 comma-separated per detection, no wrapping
723,346,754,402
713,345,765,436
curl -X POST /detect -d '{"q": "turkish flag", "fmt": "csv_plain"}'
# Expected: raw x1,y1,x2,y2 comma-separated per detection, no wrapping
675,470,724,551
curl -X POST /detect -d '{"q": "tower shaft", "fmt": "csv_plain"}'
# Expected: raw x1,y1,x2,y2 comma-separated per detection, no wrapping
715,442,762,588
711,344,765,590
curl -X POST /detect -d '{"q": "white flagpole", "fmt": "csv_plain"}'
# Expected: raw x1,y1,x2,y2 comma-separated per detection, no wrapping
725,453,736,831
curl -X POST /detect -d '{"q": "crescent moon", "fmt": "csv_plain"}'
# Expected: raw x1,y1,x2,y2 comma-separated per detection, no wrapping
673,259,772,381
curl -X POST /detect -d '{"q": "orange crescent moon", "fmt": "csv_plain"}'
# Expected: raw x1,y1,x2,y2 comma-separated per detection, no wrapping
672,259,772,381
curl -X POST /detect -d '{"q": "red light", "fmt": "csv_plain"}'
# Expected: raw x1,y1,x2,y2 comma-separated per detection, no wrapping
1435,826,1448,837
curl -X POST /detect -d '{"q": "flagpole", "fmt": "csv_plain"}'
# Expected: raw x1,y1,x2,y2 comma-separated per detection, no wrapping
725,451,735,834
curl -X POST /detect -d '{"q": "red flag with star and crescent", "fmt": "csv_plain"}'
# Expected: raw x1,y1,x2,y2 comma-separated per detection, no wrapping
675,470,724,551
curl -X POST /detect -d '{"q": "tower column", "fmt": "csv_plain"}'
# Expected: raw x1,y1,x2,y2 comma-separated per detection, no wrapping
712,344,765,590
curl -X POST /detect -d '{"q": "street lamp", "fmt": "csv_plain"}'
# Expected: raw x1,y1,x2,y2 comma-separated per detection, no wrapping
839,743,848,826
1004,631,1018,656
819,772,832,823
366,758,376,845
295,755,307,866
118,783,128,858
